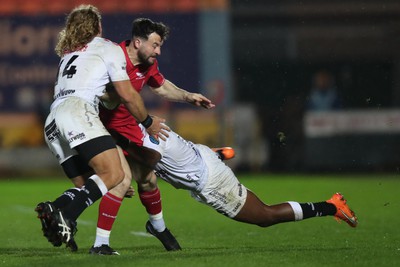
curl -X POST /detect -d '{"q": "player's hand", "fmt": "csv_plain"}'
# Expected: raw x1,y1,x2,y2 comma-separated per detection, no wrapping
146,115,170,141
186,93,215,109
124,185,135,198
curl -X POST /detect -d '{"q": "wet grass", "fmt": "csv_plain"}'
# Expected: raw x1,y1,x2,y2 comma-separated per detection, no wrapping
0,174,399,267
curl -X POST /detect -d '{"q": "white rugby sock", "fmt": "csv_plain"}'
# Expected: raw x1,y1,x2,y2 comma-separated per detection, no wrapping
287,201,304,221
149,212,166,232
94,228,111,247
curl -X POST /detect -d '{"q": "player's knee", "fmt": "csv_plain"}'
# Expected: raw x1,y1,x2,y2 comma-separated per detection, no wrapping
107,172,132,196
107,167,125,188
137,180,157,192
119,173,132,190
136,171,157,192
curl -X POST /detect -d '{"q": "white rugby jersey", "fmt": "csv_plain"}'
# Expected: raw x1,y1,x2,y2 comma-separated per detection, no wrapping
150,130,209,192
51,37,129,111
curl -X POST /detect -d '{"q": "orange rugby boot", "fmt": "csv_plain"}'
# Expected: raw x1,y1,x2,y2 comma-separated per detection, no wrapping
326,193,358,228
212,147,235,160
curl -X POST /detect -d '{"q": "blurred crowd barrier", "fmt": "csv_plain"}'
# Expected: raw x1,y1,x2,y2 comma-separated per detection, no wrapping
0,105,268,176
0,113,43,147
303,110,400,171
171,105,268,172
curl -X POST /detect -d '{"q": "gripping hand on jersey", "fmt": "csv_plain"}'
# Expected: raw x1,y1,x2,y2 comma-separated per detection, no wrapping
146,115,170,141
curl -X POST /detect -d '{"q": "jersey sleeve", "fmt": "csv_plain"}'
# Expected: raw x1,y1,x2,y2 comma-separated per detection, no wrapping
147,60,165,88
102,42,130,82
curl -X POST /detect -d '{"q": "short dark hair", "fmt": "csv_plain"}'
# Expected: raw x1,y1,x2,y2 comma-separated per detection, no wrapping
131,18,169,41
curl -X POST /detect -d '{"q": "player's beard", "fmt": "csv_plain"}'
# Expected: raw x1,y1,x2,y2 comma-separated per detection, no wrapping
137,50,155,67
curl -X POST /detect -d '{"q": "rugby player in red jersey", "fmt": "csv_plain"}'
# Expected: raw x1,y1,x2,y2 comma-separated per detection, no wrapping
89,18,215,255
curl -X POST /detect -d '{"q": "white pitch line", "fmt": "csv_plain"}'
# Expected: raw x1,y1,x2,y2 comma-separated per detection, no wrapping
76,219,95,226
12,205,34,214
130,231,154,238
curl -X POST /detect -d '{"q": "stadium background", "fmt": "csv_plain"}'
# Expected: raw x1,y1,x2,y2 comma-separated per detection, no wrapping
0,0,399,176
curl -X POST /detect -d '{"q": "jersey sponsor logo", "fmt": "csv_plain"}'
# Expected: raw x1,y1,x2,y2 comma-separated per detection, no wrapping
136,72,145,79
54,89,76,99
44,119,60,143
135,70,148,80
149,135,160,145
68,132,86,143
101,212,117,219
151,199,161,205
209,190,228,205
232,202,242,213
238,183,243,197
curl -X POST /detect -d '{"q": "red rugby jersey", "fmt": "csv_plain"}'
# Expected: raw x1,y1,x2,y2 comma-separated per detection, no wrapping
100,40,165,145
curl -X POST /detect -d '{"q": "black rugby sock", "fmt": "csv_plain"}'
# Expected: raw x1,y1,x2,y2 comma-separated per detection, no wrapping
52,188,80,209
300,202,337,219
62,179,103,221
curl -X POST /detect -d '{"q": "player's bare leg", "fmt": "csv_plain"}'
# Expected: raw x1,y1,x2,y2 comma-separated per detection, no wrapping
130,159,181,251
233,190,357,227
91,146,132,255
233,190,295,226
127,147,167,233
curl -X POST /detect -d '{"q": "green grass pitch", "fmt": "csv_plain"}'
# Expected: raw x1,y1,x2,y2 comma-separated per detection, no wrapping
0,174,399,267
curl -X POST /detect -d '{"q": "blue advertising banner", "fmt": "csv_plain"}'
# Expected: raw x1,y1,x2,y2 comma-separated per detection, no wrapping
0,13,199,112
0,16,62,112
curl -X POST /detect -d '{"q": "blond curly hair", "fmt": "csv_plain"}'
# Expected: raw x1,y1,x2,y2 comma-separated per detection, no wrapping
55,5,101,57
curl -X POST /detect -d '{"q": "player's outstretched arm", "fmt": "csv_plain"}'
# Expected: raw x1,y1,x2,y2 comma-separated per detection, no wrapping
151,80,215,109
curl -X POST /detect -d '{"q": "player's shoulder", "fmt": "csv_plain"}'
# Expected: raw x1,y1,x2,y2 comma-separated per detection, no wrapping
92,37,124,57
94,37,120,46
92,37,122,51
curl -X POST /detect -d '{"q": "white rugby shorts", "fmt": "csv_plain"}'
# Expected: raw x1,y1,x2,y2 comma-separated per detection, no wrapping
44,97,110,164
190,145,248,218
